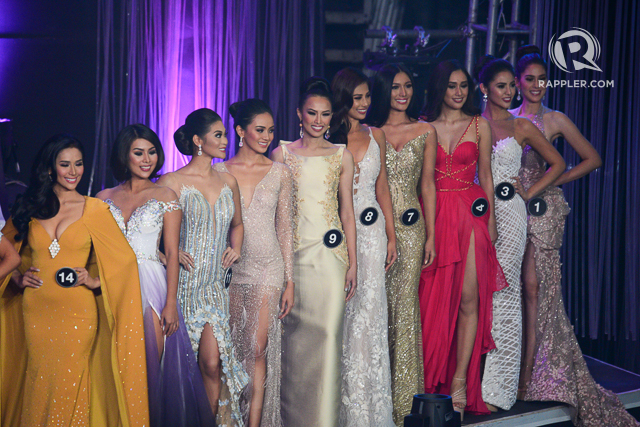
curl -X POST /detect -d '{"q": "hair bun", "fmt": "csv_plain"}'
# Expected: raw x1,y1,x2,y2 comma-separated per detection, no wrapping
228,101,241,120
473,54,496,82
173,125,192,156
516,45,542,63
300,76,332,97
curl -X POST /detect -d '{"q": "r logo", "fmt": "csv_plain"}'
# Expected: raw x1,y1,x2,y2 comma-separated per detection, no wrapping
548,28,602,73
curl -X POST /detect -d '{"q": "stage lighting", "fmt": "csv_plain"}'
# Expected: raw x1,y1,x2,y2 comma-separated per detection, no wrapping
404,394,461,427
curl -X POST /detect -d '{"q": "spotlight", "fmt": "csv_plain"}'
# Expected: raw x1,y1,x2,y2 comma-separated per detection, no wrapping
404,394,461,427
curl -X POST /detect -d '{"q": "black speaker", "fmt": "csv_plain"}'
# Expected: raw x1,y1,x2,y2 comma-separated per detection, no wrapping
404,394,461,427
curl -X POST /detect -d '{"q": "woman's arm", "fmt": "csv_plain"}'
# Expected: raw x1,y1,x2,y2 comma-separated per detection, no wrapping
338,148,358,301
548,111,602,186
421,126,438,267
515,118,566,200
275,165,295,318
160,191,182,336
0,236,21,281
477,117,498,244
370,127,398,270
221,173,244,269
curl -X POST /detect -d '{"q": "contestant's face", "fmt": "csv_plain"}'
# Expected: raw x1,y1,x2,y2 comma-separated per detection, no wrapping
298,96,332,138
348,83,371,121
53,148,83,191
128,138,157,180
443,70,469,110
518,63,547,103
485,71,516,110
390,72,413,112
239,113,275,154
197,121,227,159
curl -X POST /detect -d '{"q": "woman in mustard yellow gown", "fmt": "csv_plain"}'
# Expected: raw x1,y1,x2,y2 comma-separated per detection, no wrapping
1,135,149,426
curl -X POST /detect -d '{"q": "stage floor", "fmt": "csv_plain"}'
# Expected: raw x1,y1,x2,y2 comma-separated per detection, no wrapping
464,356,640,426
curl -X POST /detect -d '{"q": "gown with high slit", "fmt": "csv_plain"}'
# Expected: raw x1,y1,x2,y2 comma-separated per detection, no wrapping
419,116,507,416
106,198,214,426
177,185,249,427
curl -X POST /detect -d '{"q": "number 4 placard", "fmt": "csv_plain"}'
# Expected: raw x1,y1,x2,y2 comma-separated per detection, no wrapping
472,198,489,217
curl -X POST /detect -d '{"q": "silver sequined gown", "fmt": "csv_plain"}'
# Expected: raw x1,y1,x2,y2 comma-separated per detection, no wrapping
177,185,249,427
481,137,527,410
341,130,395,426
214,162,294,427
521,113,639,426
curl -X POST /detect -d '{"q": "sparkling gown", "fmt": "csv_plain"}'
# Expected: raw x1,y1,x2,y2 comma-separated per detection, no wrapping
106,198,214,426
214,162,294,427
419,117,507,416
0,197,149,426
521,111,639,426
385,132,428,424
481,136,527,410
280,144,349,427
340,130,395,427
177,185,249,427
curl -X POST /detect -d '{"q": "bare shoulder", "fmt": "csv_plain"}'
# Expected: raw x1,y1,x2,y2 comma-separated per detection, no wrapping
152,184,179,203
366,125,386,143
219,170,239,190
546,110,572,128
514,116,536,132
95,186,117,201
477,116,492,133
415,120,435,135
270,145,284,162
156,171,178,187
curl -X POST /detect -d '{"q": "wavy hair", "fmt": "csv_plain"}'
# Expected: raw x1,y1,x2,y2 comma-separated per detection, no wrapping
422,59,480,122
329,68,369,146
364,63,420,127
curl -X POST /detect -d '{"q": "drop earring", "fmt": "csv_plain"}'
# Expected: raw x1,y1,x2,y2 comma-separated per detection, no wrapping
299,122,304,139
482,93,488,103
197,145,203,156
325,129,330,140
239,136,243,147
517,90,521,101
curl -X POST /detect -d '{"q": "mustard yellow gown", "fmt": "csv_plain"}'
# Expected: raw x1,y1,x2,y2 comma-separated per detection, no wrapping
1,197,149,427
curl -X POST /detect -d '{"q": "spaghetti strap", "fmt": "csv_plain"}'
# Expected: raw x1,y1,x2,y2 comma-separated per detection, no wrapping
475,115,480,144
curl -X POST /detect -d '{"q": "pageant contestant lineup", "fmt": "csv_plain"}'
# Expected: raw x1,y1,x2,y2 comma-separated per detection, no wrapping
0,45,638,427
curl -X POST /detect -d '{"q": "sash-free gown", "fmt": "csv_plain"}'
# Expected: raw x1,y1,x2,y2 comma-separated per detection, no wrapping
215,161,294,427
340,129,395,426
419,116,507,416
521,111,639,426
281,144,349,427
106,198,214,426
177,185,249,427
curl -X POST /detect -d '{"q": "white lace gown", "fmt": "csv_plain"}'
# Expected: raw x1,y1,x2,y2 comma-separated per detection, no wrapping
481,137,527,410
340,130,395,426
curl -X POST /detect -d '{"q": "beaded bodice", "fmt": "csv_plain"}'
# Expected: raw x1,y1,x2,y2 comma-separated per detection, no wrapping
435,116,479,192
353,128,381,206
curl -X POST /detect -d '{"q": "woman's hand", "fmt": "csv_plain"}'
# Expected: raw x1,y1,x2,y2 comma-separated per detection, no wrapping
74,267,100,289
161,300,180,336
279,281,295,319
178,250,195,272
18,267,42,288
423,239,436,268
385,239,398,272
221,247,240,269
512,176,530,202
344,265,357,301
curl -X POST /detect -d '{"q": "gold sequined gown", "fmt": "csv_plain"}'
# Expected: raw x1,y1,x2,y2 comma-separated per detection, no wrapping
215,162,294,426
520,113,639,426
0,197,149,427
281,144,349,427
385,133,428,425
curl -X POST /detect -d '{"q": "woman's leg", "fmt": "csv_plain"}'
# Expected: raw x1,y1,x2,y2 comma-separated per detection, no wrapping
519,241,538,394
199,323,222,416
248,295,272,427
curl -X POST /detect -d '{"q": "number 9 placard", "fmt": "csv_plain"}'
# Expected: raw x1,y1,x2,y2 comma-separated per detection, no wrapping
323,229,344,248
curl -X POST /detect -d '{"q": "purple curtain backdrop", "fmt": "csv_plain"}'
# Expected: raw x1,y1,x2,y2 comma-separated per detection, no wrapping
535,0,640,372
91,0,324,192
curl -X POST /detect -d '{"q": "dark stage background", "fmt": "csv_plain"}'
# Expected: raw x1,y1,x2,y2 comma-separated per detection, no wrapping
1,0,638,374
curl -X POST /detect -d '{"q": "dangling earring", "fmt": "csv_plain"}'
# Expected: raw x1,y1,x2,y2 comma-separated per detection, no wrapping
197,145,203,156
49,174,53,182
239,136,243,147
517,90,521,101
325,129,330,140
482,93,488,103
299,122,304,139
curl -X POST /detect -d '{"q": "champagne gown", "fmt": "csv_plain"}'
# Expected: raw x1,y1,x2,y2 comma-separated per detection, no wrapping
419,117,507,415
177,185,249,427
520,109,639,426
0,197,149,427
385,132,428,425
214,161,294,427
280,143,349,427
340,129,395,426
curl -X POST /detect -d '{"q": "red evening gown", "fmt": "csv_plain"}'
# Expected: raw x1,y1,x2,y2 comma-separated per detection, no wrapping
419,116,507,415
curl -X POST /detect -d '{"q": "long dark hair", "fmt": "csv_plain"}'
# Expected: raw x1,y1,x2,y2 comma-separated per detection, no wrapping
473,54,515,87
11,134,84,241
422,60,480,122
365,63,420,127
515,45,547,78
173,108,222,156
110,124,164,182
329,68,369,146
229,98,273,153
